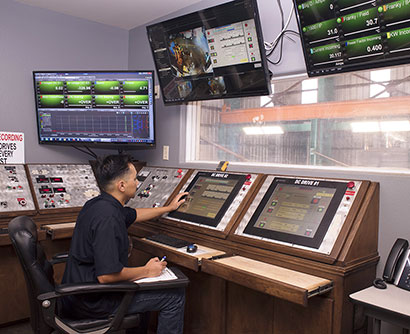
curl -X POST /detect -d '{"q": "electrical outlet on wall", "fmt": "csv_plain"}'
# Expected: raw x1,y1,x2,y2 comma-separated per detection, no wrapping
155,85,161,99
163,145,169,160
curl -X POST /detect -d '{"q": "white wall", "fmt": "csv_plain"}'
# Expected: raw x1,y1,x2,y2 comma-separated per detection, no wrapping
0,0,130,162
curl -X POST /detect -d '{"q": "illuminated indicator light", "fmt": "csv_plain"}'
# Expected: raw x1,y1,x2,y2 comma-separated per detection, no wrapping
303,27,307,32
387,32,391,39
383,5,386,12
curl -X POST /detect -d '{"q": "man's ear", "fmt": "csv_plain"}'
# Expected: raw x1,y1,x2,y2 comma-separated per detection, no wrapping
117,179,126,193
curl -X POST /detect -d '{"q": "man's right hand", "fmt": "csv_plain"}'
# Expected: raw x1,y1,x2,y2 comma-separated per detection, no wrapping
144,257,167,277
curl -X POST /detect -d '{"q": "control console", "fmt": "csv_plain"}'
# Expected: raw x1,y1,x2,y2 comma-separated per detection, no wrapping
0,165,36,215
234,176,362,254
127,167,189,208
27,164,100,211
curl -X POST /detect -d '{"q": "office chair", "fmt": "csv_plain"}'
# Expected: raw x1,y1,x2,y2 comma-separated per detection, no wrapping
8,216,188,334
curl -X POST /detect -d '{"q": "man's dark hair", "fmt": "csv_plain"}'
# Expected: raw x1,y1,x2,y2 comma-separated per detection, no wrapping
95,154,134,191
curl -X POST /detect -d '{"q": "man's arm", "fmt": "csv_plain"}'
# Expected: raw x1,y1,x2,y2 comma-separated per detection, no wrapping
134,192,188,223
98,257,166,283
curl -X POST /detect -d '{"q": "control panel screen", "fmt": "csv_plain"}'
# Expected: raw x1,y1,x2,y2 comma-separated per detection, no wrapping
168,171,246,227
243,178,347,248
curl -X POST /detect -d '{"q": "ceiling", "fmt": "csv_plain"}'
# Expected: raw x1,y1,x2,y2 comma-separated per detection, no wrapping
15,0,204,30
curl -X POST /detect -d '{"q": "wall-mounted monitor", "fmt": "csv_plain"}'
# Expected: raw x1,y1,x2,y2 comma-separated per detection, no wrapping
243,177,347,248
294,0,410,76
146,0,271,104
33,71,155,148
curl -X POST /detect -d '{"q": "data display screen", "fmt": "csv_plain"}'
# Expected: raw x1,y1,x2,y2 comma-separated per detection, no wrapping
294,0,410,76
168,172,246,227
243,178,347,248
147,0,271,104
33,71,155,147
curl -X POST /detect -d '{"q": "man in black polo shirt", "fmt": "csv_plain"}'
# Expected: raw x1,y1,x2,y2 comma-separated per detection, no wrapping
62,154,188,334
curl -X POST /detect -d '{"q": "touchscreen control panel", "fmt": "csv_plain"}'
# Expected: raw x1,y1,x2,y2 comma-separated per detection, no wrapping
166,170,258,231
235,176,362,254
126,167,189,209
0,165,35,214
27,164,100,210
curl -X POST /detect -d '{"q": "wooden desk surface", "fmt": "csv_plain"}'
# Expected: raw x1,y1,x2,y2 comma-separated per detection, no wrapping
350,285,410,318
215,255,331,292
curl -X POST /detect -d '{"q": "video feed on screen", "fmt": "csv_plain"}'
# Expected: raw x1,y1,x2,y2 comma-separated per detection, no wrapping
168,172,246,227
208,77,226,95
243,178,347,248
168,27,213,77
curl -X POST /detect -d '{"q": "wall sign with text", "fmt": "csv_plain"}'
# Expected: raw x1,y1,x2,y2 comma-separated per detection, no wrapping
0,132,25,164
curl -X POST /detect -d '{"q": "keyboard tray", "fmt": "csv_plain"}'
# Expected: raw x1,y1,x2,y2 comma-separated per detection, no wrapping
146,234,191,248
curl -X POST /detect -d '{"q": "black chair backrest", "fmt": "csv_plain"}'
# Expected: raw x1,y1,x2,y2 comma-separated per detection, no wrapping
8,216,55,334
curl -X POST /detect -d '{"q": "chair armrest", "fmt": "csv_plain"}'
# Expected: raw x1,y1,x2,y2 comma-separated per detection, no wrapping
50,252,69,265
38,281,139,301
38,267,189,300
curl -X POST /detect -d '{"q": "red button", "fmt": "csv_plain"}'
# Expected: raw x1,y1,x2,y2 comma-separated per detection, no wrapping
246,174,251,180
347,181,355,189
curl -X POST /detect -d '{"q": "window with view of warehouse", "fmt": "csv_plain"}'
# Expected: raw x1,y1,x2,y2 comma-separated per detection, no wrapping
185,65,410,171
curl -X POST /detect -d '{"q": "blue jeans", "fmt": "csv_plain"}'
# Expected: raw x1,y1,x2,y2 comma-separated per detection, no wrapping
123,287,185,334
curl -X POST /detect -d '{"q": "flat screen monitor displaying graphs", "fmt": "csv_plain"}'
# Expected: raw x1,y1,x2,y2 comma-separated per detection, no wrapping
33,71,155,147
294,0,410,76
146,0,271,104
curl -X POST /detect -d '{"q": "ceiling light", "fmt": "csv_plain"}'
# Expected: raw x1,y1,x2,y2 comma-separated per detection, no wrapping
243,126,284,135
380,120,410,132
350,122,380,133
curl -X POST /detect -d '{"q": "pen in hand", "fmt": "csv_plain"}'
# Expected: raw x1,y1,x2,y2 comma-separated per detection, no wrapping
160,256,166,262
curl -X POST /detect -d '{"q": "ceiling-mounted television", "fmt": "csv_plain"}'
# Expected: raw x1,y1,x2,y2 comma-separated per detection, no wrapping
294,0,410,76
33,71,155,148
146,0,271,104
